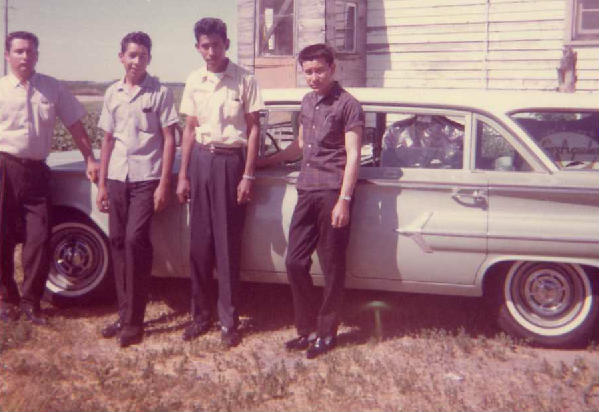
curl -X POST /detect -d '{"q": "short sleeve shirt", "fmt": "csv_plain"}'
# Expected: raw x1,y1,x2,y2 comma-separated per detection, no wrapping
179,60,263,147
0,72,86,160
297,82,364,191
98,74,179,182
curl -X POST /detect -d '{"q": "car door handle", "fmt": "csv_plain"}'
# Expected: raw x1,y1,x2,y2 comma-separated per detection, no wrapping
451,188,488,207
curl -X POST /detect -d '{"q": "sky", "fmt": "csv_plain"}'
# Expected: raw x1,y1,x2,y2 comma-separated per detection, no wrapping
2,0,237,82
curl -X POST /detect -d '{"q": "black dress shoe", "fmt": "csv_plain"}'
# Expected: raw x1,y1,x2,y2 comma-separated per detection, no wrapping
285,334,316,351
119,327,143,348
0,305,19,322
221,327,241,348
101,320,123,338
20,305,48,325
182,321,211,341
306,336,337,359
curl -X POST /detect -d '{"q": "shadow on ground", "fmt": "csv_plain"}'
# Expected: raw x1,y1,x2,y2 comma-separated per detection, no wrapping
117,277,502,345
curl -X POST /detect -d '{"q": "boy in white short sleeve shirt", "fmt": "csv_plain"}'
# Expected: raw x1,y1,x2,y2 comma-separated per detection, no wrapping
96,31,178,348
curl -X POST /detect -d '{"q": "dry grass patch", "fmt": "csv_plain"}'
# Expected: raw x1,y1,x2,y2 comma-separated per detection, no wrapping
1,263,598,411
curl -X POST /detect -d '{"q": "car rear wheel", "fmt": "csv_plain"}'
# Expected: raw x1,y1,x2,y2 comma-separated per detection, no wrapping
497,261,597,347
45,218,113,305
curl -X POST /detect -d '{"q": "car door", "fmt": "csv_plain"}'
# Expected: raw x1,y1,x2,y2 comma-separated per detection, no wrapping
347,107,488,285
473,112,599,260
240,107,313,281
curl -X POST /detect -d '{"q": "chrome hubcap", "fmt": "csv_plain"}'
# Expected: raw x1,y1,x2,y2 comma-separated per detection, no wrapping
506,262,590,332
49,224,106,293
56,240,93,277
524,270,570,317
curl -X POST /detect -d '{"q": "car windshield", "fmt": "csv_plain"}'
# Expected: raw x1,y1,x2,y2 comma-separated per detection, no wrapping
510,111,599,170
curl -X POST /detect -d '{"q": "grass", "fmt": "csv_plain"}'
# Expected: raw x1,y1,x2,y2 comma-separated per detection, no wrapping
1,269,598,412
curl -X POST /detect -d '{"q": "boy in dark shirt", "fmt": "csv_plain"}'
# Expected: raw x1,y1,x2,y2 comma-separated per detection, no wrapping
259,43,364,358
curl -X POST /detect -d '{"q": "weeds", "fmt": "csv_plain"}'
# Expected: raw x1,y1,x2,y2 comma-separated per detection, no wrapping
0,321,32,354
1,281,597,412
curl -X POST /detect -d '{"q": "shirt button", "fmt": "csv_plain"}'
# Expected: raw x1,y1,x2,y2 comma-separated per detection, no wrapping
312,125,315,129
316,106,319,110
308,144,312,148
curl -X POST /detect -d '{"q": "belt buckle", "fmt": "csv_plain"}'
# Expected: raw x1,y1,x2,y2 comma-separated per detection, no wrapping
208,144,217,154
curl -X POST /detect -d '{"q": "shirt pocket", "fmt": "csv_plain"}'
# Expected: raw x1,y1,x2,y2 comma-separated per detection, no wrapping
138,106,159,133
316,113,340,147
33,95,56,125
224,90,243,120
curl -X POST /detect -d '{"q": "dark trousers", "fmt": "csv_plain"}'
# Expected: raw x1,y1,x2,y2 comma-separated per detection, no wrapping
0,153,50,310
107,179,158,329
285,189,352,338
188,144,245,330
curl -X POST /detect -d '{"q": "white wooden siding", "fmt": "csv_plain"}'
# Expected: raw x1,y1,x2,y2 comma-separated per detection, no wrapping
366,0,599,91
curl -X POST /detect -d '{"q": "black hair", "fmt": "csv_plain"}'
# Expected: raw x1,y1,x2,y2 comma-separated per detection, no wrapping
193,17,227,42
298,43,335,66
5,31,39,52
120,31,152,54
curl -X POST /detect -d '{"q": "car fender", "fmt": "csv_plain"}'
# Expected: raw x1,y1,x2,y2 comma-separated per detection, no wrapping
49,170,109,236
476,254,599,291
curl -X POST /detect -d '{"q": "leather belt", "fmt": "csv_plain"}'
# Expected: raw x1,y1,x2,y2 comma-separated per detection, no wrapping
0,151,45,167
197,144,243,155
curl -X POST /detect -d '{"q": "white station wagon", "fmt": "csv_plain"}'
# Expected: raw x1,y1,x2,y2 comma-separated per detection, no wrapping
46,88,598,347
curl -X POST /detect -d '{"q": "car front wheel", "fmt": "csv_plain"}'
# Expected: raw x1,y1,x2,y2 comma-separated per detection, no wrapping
45,219,112,305
497,261,597,347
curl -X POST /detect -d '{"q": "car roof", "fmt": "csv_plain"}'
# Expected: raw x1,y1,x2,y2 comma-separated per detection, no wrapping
262,87,599,114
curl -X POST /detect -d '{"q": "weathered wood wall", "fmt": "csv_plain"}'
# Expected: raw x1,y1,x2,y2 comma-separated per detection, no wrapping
294,0,327,87
237,0,257,72
366,0,599,91
325,0,368,86
237,0,367,87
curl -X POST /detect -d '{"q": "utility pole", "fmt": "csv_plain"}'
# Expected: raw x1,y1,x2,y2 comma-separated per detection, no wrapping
3,0,7,75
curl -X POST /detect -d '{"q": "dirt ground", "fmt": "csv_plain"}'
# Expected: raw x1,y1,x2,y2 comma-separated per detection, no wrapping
1,275,598,412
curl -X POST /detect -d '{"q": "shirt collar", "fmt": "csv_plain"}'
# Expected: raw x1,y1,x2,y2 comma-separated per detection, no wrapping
116,73,151,91
6,71,37,88
199,59,234,83
311,81,342,105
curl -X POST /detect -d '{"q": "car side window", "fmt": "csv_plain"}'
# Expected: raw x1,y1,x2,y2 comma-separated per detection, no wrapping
510,111,599,170
376,111,464,169
259,109,301,165
475,119,532,172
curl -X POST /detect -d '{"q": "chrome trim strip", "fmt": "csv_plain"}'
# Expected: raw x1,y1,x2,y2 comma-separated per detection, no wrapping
395,212,434,253
487,233,598,244
398,230,486,239
489,185,598,195
399,229,598,244
360,179,486,190
357,179,597,195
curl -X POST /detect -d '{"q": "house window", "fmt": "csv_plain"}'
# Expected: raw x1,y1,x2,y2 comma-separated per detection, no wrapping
257,0,294,56
335,1,357,53
567,0,599,43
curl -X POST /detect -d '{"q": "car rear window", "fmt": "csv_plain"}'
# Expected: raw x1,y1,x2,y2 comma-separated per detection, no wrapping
510,111,599,170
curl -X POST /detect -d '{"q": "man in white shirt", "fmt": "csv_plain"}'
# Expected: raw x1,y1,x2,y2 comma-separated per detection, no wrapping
176,17,263,347
0,31,98,325
96,31,178,348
